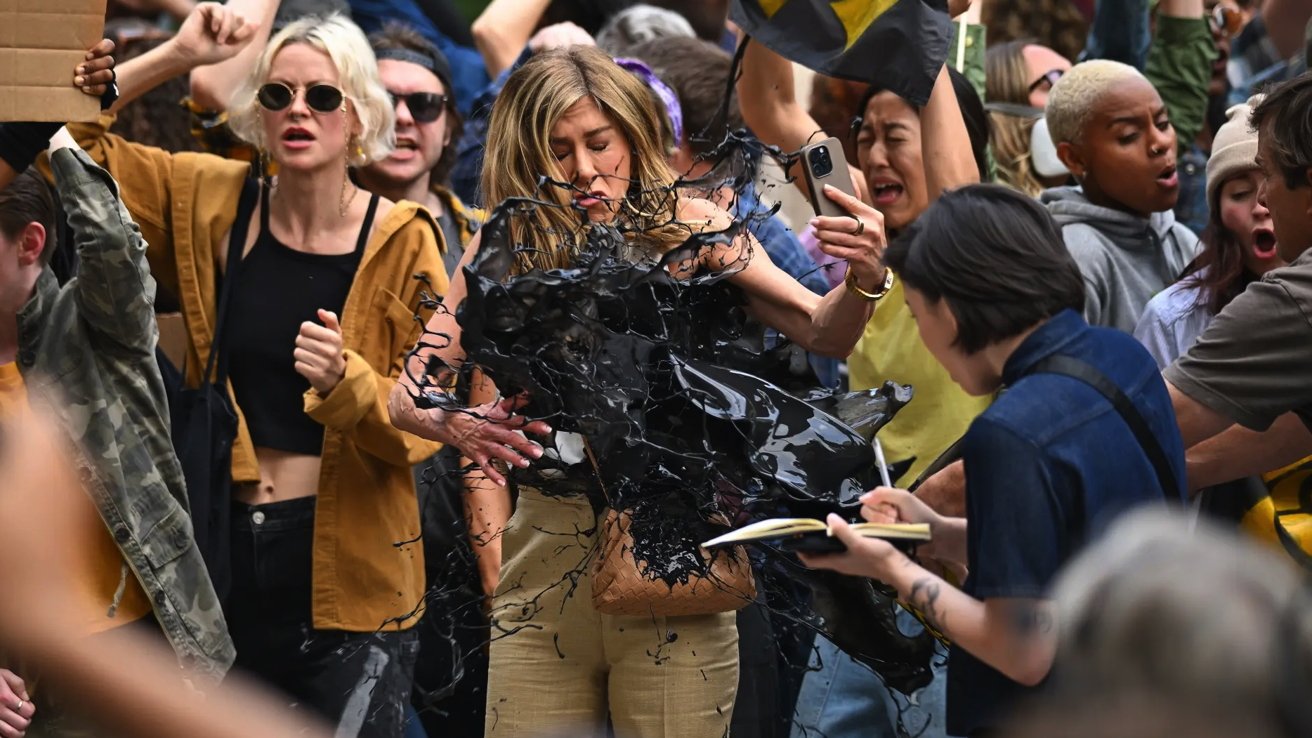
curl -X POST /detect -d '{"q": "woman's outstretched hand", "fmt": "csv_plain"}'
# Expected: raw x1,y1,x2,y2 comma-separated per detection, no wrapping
810,184,889,293
447,395,551,486
388,384,551,486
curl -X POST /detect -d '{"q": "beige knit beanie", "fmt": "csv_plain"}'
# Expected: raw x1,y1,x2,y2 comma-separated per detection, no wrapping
1206,94,1264,211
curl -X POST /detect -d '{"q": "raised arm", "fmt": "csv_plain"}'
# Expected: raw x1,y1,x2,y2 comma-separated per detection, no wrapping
921,64,982,201
187,0,276,112
736,35,831,200
470,0,551,79
0,40,115,190
1144,0,1213,150
48,134,158,357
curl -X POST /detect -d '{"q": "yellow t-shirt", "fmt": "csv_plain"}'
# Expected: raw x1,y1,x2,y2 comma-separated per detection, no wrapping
847,281,991,484
0,362,151,635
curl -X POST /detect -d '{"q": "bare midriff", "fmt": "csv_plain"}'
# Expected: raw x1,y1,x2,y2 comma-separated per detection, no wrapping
234,447,323,504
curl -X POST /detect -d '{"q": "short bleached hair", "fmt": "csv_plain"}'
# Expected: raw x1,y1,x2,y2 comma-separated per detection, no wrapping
229,14,395,167
1044,59,1146,147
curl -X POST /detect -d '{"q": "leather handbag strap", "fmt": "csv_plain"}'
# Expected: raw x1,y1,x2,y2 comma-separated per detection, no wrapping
1032,355,1181,503
202,178,259,387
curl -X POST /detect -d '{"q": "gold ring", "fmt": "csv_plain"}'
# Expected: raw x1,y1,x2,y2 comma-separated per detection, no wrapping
852,218,865,236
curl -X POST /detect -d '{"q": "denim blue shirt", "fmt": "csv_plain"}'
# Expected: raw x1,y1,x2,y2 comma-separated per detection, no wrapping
946,309,1186,736
451,50,525,206
732,184,828,296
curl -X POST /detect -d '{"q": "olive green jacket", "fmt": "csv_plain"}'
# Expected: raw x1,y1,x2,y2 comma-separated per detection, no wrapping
18,148,233,680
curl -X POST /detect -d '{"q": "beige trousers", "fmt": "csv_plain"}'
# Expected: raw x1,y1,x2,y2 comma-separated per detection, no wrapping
485,489,739,738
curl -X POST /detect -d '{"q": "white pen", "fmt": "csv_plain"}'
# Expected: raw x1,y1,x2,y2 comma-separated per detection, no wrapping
872,436,893,489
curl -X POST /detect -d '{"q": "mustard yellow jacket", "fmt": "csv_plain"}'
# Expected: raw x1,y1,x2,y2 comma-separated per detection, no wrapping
52,116,447,631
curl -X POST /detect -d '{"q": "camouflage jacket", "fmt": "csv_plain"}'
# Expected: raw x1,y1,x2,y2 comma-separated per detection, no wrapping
16,149,234,680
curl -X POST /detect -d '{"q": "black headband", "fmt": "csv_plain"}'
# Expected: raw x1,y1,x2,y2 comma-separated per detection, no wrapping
375,47,453,95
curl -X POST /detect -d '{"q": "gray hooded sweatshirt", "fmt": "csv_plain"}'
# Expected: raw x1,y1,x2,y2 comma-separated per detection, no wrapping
1041,187,1201,333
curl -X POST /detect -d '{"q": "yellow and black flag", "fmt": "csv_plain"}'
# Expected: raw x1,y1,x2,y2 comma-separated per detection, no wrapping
731,0,953,106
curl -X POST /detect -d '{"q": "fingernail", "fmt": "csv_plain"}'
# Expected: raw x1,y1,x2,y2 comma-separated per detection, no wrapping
531,446,544,458
74,76,84,85
518,458,531,468
82,86,92,93
543,425,554,434
77,66,85,74
808,219,819,228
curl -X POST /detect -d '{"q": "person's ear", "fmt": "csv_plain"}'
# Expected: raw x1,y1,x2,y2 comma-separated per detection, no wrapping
17,222,46,268
1056,140,1086,181
941,298,960,343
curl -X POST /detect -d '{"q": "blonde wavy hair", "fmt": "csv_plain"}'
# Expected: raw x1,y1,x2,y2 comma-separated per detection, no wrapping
482,46,686,273
228,14,395,167
986,39,1045,197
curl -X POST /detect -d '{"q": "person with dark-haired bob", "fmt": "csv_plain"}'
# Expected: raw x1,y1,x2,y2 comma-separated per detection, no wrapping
801,184,1187,738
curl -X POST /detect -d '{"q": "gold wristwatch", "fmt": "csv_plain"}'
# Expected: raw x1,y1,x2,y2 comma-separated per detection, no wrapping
845,268,895,302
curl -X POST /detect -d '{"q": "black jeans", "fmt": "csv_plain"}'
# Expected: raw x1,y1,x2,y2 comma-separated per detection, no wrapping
227,497,419,738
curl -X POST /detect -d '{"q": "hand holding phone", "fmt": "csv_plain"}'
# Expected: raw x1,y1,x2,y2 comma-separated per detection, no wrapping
800,137,859,218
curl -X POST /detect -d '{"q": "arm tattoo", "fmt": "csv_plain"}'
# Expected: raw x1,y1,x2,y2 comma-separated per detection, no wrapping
1007,603,1054,636
907,578,945,633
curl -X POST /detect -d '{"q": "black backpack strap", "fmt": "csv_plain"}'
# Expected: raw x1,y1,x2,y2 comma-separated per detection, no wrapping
202,177,259,386
1032,355,1181,503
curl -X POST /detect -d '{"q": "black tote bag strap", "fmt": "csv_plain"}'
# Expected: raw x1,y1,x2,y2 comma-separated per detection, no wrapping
1032,355,1181,503
202,177,259,386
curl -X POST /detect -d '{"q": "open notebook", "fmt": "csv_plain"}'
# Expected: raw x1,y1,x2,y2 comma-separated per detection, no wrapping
703,518,930,554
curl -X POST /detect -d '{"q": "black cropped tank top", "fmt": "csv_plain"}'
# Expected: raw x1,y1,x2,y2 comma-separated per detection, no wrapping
225,184,379,455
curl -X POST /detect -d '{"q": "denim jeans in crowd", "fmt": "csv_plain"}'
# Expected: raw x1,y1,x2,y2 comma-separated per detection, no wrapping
227,497,420,738
790,609,949,738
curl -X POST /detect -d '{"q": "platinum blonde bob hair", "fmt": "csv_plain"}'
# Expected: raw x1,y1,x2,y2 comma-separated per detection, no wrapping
1044,59,1146,147
228,14,395,167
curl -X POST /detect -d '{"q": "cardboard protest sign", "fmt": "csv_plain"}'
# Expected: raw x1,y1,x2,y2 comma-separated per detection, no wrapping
0,0,108,122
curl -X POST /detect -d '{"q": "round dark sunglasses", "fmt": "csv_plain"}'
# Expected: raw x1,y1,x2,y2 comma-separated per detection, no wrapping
257,82,345,113
389,91,447,123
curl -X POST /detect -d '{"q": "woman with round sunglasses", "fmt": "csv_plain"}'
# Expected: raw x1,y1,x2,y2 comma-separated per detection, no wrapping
56,8,447,736
358,22,483,279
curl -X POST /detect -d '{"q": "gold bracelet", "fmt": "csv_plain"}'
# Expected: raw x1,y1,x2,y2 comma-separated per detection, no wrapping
845,268,895,302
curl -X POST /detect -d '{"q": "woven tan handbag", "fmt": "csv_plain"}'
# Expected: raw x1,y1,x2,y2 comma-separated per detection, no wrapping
591,508,757,616
581,440,756,617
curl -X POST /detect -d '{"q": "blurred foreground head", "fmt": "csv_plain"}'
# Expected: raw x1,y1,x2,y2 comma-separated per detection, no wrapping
1032,509,1312,737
